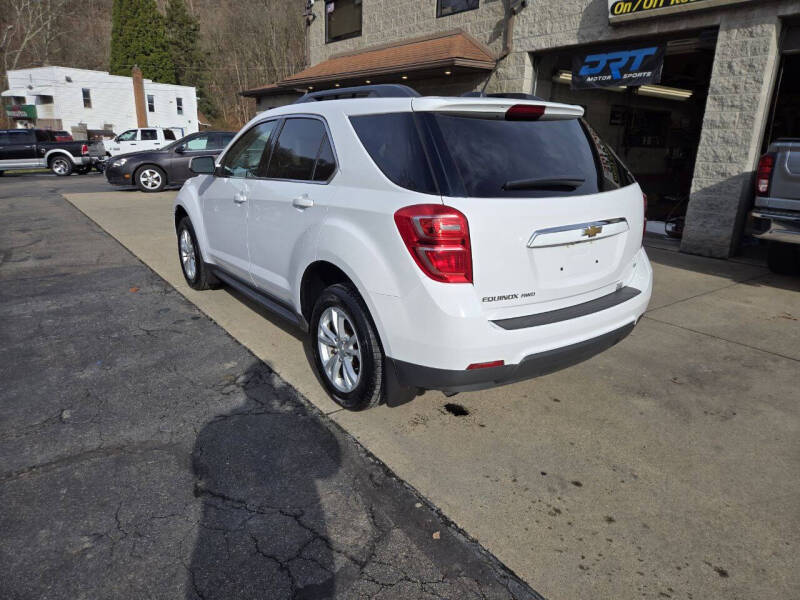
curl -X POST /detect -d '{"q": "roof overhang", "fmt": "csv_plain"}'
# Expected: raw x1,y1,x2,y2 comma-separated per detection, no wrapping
1,88,27,98
240,30,496,97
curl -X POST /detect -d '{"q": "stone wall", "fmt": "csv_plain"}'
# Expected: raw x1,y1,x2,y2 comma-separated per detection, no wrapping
304,0,800,257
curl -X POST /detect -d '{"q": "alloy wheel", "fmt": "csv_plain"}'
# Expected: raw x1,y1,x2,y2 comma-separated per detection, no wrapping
52,158,69,175
139,168,162,190
317,306,362,393
179,229,197,281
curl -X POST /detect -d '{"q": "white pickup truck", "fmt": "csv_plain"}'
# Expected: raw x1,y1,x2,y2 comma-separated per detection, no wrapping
103,127,183,157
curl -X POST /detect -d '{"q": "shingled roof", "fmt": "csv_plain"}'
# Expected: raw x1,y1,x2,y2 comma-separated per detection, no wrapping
241,30,496,97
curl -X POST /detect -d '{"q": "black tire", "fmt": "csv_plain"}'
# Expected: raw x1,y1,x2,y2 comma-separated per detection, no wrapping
176,216,219,290
135,165,167,192
0,171,4,176
49,155,73,176
767,242,799,275
310,283,385,410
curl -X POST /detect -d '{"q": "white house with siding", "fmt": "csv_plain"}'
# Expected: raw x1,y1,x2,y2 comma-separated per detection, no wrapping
2,66,198,137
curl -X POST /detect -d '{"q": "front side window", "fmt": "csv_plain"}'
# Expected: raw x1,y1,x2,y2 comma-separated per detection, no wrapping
147,95,155,113
6,129,35,144
82,88,92,108
220,121,277,178
325,0,361,42
437,0,479,17
265,118,333,181
176,97,183,115
185,134,210,151
117,130,137,142
141,129,157,141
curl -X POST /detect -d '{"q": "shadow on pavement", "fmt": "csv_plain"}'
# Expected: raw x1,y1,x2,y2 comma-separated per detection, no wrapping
187,362,340,598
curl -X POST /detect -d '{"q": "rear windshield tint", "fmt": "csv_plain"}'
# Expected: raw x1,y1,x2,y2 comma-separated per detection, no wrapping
349,113,438,195
429,115,599,198
350,112,634,198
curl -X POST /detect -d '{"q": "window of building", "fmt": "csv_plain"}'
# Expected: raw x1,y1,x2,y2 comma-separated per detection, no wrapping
265,118,331,181
36,95,54,105
10,96,26,105
325,0,361,43
147,94,155,113
82,88,92,108
176,97,183,115
437,0,479,17
141,129,157,141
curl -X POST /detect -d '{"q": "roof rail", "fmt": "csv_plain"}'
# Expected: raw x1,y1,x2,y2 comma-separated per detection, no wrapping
460,92,545,101
293,84,420,103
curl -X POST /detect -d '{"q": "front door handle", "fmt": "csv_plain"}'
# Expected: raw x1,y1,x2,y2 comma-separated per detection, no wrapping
292,194,313,209
233,192,247,204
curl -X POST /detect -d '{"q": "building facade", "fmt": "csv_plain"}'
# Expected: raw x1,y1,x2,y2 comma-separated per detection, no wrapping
3,66,199,138
243,0,800,258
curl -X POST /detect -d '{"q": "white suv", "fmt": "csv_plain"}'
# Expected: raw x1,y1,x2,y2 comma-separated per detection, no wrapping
173,86,652,410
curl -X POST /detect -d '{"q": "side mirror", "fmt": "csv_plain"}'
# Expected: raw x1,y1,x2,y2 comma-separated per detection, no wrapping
190,155,216,175
174,145,185,154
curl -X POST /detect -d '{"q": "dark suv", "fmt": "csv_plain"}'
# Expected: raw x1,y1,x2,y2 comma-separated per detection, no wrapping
0,128,98,176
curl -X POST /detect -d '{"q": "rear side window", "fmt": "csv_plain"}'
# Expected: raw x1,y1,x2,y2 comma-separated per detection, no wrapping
164,129,176,141
313,134,336,181
427,114,602,198
350,113,438,195
141,129,157,141
265,118,331,181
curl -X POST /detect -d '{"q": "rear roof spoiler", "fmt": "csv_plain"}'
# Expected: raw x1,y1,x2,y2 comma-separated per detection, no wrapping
411,97,584,121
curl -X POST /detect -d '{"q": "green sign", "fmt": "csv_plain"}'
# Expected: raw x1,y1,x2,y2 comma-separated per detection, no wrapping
609,0,752,22
5,104,37,119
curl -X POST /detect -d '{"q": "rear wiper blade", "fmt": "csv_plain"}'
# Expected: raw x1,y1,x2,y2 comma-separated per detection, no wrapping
501,177,586,191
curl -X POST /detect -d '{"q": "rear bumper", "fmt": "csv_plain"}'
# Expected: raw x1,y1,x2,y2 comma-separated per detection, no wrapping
389,322,635,393
749,209,800,245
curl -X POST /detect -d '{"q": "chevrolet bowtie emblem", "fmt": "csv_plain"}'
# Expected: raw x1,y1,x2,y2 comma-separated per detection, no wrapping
583,225,603,238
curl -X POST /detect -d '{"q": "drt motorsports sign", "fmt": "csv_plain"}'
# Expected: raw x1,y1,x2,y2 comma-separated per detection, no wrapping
572,44,665,89
5,104,37,119
608,0,753,23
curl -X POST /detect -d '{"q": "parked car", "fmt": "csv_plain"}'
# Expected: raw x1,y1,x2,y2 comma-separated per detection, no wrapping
104,127,183,157
0,128,100,176
106,130,235,192
749,139,800,274
173,85,652,410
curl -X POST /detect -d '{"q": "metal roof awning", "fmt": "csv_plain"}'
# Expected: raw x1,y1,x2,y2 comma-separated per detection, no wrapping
1,88,28,98
241,30,496,97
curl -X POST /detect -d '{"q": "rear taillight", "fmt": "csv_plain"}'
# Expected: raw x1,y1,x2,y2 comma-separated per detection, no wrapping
394,204,472,284
756,154,775,196
81,144,89,155
505,104,545,121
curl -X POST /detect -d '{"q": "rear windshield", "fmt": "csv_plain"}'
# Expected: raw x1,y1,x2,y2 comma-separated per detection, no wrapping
350,111,634,198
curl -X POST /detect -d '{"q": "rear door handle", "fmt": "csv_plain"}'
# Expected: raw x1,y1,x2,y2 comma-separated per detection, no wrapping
292,194,313,209
233,192,247,204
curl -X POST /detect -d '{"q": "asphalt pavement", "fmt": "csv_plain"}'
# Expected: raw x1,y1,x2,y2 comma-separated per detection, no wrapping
0,172,543,599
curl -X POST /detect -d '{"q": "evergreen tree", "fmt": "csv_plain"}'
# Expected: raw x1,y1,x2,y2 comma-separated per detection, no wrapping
110,0,175,84
165,0,216,117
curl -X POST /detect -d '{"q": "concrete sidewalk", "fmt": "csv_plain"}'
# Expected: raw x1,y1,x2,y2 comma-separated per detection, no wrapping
65,190,800,600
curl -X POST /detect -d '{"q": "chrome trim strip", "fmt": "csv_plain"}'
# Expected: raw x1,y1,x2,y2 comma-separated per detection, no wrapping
527,218,629,248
